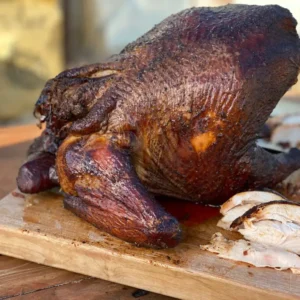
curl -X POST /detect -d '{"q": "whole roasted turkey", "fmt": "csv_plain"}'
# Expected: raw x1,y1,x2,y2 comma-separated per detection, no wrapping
17,5,300,248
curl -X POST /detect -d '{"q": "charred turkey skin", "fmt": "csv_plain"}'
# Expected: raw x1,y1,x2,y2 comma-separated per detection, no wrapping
17,5,300,248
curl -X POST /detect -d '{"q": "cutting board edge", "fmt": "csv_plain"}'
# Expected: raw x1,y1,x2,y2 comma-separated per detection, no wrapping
0,225,297,300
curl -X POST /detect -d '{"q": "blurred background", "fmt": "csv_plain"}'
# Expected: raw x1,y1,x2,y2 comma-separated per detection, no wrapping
0,0,300,126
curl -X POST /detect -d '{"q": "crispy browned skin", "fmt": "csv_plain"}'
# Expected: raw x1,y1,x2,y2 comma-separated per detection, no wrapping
57,134,181,248
17,5,300,248
230,200,300,229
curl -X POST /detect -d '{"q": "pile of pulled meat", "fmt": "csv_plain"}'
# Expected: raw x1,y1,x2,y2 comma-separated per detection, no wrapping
201,191,300,274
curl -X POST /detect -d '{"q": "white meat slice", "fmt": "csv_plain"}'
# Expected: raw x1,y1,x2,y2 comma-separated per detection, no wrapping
265,113,300,132
217,204,253,230
200,232,300,274
239,220,300,254
271,124,300,148
231,201,300,229
220,191,285,215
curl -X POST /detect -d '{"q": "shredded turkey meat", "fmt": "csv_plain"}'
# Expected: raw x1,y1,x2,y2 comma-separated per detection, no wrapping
231,200,300,229
238,220,300,254
220,191,285,215
218,191,285,230
200,233,300,274
204,190,300,274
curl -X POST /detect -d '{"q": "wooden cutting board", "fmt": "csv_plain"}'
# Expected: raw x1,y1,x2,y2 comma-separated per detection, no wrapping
0,190,299,300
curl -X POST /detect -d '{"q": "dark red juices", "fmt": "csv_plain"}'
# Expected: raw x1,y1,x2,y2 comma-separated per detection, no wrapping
156,196,221,227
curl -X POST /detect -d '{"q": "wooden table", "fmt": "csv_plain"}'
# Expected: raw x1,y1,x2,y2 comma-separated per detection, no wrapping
0,125,173,300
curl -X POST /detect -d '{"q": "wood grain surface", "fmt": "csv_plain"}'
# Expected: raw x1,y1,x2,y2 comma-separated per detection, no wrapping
0,190,299,300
